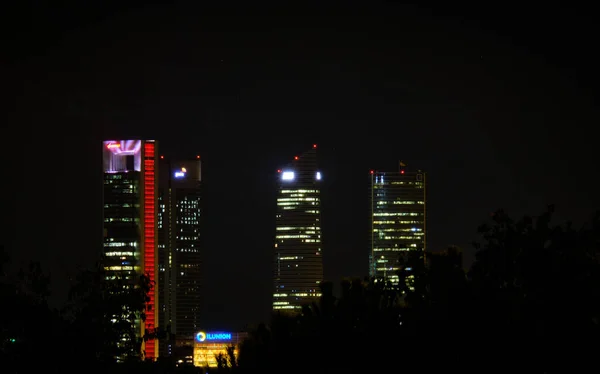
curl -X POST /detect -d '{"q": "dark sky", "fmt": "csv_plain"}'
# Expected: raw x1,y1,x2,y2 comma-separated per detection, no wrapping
3,3,598,330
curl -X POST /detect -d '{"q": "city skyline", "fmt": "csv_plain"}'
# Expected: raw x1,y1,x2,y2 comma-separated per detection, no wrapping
100,139,431,333
7,3,598,334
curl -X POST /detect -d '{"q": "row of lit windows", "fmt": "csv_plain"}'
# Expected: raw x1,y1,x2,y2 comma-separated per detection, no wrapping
373,212,422,217
275,234,318,239
104,217,137,223
106,188,135,194
273,292,322,298
391,181,424,186
377,234,424,239
280,207,320,213
177,248,200,253
273,305,300,309
280,189,318,193
278,256,301,260
277,226,320,231
375,200,425,205
177,210,199,215
176,220,199,225
373,220,422,224
277,227,319,233
373,181,424,186
374,228,423,232
277,197,319,202
277,202,318,207
375,266,400,271
104,241,138,247
179,263,200,268
105,265,138,271
372,177,423,183
373,247,419,252
104,203,138,208
105,251,136,256
176,236,200,241
282,194,319,199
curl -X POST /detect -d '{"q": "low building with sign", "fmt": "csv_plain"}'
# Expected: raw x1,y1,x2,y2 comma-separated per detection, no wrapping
192,331,248,368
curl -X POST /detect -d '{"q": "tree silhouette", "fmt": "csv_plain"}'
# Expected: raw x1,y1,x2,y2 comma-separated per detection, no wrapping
0,253,64,373
63,259,155,366
468,206,600,371
3,205,599,373
235,206,600,373
236,323,272,371
214,345,238,373
237,278,405,373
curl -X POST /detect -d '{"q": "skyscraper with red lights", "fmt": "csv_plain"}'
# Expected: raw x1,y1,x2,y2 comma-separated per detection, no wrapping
273,145,323,313
102,140,159,360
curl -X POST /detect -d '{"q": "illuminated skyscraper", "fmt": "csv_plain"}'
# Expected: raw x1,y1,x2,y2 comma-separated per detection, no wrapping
273,145,323,312
369,163,426,286
157,155,202,356
102,139,158,360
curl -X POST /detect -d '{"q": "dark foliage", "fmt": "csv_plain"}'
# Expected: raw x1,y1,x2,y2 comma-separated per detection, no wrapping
2,206,599,373
233,206,600,373
63,260,155,365
0,252,159,374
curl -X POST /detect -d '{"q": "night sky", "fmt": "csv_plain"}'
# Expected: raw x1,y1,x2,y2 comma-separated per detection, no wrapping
4,3,598,330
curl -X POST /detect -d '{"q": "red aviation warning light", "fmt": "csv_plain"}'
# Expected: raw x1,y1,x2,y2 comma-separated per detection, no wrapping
399,160,407,172
370,170,374,174
277,169,281,173
313,144,317,149
294,156,299,160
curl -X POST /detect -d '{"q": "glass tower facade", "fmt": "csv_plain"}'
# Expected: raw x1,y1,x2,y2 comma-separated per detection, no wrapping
273,145,323,312
158,156,202,355
102,139,159,360
369,165,426,286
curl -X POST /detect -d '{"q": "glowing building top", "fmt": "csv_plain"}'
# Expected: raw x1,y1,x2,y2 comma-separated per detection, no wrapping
273,144,323,313
102,139,158,360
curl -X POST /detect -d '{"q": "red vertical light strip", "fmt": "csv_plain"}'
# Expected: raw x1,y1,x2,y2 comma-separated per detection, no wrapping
143,142,156,360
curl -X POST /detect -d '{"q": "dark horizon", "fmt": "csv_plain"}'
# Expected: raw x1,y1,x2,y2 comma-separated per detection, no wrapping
4,3,599,331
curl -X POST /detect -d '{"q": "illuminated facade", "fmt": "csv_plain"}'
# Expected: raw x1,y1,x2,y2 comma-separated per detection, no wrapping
273,145,323,312
193,331,248,368
369,163,426,286
102,140,158,360
158,156,202,356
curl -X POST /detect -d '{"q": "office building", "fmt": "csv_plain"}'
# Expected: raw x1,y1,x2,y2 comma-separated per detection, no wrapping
273,144,323,312
158,155,202,356
369,162,426,286
102,139,159,360
192,331,248,368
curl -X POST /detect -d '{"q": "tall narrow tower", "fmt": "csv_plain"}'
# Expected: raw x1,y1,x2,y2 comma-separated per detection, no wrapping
368,162,426,286
273,144,323,313
158,155,202,355
102,139,159,360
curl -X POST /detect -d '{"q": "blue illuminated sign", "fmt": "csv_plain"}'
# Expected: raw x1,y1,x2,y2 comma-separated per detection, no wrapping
196,331,232,342
174,167,187,178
